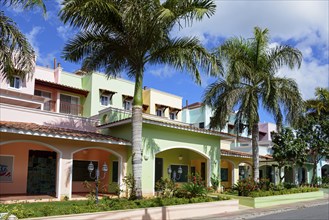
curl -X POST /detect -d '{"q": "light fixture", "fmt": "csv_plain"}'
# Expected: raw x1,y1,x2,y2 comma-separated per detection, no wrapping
167,165,182,182
240,169,245,176
88,161,108,204
178,155,183,160
143,155,149,161
167,166,172,174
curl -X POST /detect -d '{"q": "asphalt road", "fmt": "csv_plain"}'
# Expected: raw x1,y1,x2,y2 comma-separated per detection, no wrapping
249,204,329,220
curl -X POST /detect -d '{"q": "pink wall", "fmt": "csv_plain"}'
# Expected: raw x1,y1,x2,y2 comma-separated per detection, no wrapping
72,149,112,193
0,142,56,195
0,104,98,132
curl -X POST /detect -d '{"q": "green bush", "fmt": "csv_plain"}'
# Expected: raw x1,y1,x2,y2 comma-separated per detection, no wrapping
249,186,319,197
155,178,177,198
233,178,259,196
181,174,207,198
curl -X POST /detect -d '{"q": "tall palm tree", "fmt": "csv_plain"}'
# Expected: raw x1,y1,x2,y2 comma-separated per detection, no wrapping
1,0,46,80
59,0,217,197
203,27,303,181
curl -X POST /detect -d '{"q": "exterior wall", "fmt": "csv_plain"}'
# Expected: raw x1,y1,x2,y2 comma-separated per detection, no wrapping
221,157,252,188
72,149,112,193
0,133,128,199
144,88,182,121
0,104,98,132
60,72,83,88
0,74,35,95
34,66,56,82
86,74,135,116
258,122,277,141
0,142,54,194
109,123,221,196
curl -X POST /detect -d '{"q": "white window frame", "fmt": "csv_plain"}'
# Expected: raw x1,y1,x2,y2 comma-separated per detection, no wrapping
123,99,132,110
169,111,177,120
9,76,22,89
156,108,164,117
100,94,112,106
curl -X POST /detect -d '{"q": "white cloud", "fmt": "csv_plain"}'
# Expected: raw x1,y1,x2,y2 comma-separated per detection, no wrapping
26,26,43,58
148,65,176,78
57,25,75,41
170,1,329,100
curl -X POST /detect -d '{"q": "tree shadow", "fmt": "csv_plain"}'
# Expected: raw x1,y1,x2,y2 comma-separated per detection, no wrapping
143,137,160,160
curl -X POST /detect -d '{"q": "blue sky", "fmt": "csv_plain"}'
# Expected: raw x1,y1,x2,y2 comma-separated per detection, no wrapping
3,0,329,124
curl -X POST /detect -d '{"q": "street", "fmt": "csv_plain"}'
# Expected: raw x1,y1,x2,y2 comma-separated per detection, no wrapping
249,204,329,220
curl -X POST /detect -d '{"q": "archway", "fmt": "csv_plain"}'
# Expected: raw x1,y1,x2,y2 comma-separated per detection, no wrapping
154,147,210,190
0,140,61,198
259,165,275,183
220,159,235,189
71,147,122,197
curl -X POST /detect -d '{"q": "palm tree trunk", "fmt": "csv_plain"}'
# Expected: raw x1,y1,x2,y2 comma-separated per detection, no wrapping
132,72,143,199
252,123,259,182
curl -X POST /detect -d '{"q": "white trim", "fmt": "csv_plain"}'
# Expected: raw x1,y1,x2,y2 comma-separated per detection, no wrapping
0,127,130,146
70,147,124,198
0,140,62,199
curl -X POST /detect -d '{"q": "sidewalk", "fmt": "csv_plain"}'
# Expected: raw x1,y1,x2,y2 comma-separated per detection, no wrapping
185,195,329,220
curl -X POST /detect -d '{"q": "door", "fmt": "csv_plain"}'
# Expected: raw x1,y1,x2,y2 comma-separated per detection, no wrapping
201,162,206,181
154,158,163,187
27,150,57,195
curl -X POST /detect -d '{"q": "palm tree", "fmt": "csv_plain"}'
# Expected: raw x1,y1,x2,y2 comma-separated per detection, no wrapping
203,27,303,181
0,0,46,80
59,0,217,198
305,87,329,117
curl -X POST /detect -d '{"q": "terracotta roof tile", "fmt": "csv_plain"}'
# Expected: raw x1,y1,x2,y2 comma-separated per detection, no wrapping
221,149,272,159
0,121,130,145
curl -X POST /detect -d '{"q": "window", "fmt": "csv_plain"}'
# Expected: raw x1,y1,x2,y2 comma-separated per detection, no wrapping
199,122,205,128
60,94,80,115
169,112,176,120
72,160,98,181
156,109,163,117
35,90,52,111
221,168,229,182
100,95,111,106
123,100,132,110
112,161,119,182
169,165,188,182
9,76,22,89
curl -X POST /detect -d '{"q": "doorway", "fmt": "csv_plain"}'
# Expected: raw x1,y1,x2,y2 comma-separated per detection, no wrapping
27,150,57,195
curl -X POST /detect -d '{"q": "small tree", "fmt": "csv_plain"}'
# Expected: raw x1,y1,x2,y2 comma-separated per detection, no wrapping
297,115,329,184
271,127,307,183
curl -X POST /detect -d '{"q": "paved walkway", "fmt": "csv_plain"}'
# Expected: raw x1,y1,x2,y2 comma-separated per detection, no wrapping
185,195,329,220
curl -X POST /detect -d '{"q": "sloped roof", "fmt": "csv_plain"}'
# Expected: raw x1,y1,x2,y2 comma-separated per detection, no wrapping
35,79,89,96
221,149,272,159
0,121,130,145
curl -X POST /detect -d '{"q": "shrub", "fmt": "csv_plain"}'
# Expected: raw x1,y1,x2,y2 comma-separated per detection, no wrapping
155,178,177,198
234,178,259,196
283,182,297,189
210,175,220,191
249,186,319,197
181,174,207,198
258,178,271,191
123,174,137,200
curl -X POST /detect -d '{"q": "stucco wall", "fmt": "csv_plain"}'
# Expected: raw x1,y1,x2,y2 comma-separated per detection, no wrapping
0,142,54,194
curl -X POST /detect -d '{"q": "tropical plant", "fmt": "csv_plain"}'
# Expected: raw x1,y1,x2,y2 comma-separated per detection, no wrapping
203,27,303,181
0,0,46,81
297,115,329,184
180,174,207,198
305,87,329,117
59,0,218,198
271,127,307,183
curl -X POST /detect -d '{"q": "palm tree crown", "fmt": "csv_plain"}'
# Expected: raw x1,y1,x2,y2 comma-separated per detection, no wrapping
203,27,303,181
0,0,46,81
60,0,217,198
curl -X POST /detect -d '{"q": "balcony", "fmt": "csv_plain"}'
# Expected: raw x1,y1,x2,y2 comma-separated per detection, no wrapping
59,101,83,116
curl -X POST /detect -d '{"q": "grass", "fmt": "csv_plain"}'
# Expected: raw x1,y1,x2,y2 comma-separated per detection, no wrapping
0,196,230,219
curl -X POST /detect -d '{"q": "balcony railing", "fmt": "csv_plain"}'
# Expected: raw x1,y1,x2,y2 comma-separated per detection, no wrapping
59,101,83,116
